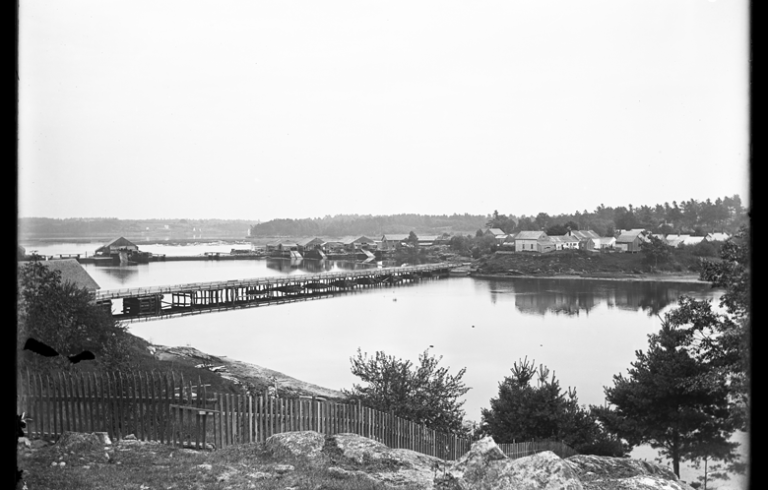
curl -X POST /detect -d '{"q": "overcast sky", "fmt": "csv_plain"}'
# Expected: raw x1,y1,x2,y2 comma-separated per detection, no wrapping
18,0,749,222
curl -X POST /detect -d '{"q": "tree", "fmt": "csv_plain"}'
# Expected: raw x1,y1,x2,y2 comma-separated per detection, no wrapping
486,210,517,234
592,320,738,477
481,357,627,456
640,235,672,270
17,257,135,373
407,230,419,245
344,348,471,435
664,226,750,432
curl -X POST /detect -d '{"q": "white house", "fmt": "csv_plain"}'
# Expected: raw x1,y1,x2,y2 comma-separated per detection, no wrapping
514,231,549,252
549,235,580,250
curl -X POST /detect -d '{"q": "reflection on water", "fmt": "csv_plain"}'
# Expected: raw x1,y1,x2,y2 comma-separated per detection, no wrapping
265,258,382,274
94,266,140,285
484,278,714,317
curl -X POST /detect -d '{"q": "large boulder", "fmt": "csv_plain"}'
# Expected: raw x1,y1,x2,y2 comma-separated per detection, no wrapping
564,454,678,481
450,435,507,481
324,433,443,489
459,450,584,490
264,431,326,464
565,454,694,490
450,436,582,489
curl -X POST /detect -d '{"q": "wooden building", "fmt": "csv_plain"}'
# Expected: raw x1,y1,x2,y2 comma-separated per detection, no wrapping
380,234,411,251
568,230,601,250
514,231,549,252
548,235,580,250
94,237,139,256
615,229,649,253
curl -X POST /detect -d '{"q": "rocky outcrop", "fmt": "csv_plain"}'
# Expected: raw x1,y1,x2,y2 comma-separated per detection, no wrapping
565,454,693,490
264,431,326,464
455,443,583,490
258,431,693,489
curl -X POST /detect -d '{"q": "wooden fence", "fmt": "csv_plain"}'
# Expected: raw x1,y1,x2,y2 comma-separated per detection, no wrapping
17,369,575,461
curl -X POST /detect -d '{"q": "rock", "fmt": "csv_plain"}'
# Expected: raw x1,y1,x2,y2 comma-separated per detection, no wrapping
58,462,66,467
247,471,272,481
458,450,583,490
324,433,442,489
217,468,238,482
197,463,212,471
327,466,353,479
564,455,677,481
55,432,107,453
50,462,57,467
30,439,48,449
564,455,693,490
272,464,294,475
17,437,31,447
324,432,392,465
450,435,506,481
264,431,326,463
124,434,137,440
94,432,112,445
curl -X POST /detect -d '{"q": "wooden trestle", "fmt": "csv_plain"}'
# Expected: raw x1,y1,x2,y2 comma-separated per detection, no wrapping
95,263,462,323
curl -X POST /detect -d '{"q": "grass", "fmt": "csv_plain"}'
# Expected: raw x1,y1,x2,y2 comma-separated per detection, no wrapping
19,437,425,490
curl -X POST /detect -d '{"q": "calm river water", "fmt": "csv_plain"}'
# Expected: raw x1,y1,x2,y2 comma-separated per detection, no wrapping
22,241,747,486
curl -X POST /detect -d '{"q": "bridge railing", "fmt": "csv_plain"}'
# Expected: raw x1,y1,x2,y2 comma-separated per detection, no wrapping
94,262,461,301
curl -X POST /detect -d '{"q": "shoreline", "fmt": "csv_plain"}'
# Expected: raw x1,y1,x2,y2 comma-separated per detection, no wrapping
469,272,707,284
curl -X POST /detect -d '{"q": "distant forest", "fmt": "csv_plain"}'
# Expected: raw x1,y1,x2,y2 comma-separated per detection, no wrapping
250,195,748,238
18,194,747,240
250,214,488,237
18,218,255,240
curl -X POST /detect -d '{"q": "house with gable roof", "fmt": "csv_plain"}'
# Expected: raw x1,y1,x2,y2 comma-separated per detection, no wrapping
514,231,550,252
615,229,649,253
549,235,580,250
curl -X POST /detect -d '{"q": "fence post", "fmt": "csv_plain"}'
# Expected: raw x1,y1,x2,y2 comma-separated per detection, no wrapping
311,396,316,432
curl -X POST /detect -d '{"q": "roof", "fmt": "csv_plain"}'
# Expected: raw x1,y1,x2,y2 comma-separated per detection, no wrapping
416,235,439,241
296,237,325,246
515,231,547,240
336,236,374,245
36,259,101,291
616,229,648,243
666,238,686,247
382,234,410,241
593,237,616,244
267,239,298,247
549,235,580,243
682,236,705,245
706,232,730,242
570,230,600,240
665,234,690,241
97,236,138,250
485,228,505,236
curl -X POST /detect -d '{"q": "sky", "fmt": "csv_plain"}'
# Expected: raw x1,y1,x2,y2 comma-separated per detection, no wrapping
18,0,749,222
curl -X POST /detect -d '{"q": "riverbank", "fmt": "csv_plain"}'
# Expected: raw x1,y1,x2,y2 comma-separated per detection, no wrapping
470,248,713,280
470,272,706,283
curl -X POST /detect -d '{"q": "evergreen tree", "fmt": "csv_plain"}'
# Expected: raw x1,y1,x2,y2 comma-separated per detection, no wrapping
593,321,738,477
481,357,627,456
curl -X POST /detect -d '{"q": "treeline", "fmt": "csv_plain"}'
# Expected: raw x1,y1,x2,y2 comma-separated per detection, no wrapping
486,194,747,237
250,213,488,237
18,218,256,239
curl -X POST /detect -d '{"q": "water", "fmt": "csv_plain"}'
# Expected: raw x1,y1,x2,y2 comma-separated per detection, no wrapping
20,242,748,486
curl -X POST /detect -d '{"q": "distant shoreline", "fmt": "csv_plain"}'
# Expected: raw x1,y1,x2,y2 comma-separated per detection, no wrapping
469,272,707,284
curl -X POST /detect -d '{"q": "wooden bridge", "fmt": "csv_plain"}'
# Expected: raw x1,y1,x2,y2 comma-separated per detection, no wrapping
95,262,464,323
